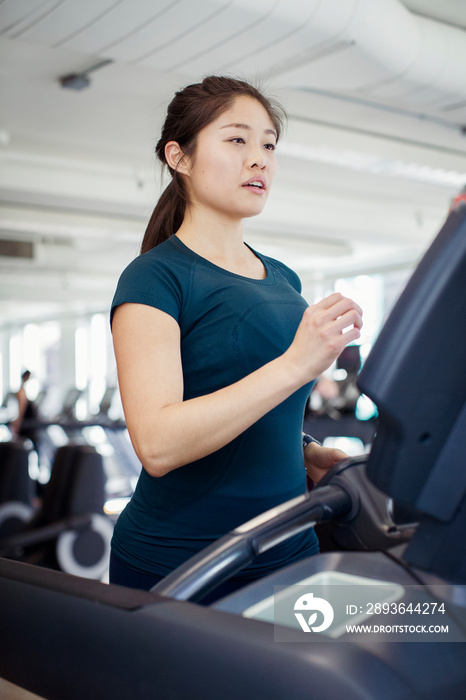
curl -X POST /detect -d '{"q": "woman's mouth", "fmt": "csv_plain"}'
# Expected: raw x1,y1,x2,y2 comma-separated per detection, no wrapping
242,178,266,193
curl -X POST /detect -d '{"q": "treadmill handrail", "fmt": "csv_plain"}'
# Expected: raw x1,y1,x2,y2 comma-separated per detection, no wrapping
151,479,357,602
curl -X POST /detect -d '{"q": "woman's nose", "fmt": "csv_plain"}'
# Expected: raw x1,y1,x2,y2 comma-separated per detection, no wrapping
249,151,266,169
245,139,267,169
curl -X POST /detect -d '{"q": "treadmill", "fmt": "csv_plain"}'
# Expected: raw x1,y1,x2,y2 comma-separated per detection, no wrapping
1,205,466,699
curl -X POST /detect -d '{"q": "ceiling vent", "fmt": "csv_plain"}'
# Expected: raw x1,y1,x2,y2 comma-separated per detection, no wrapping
0,239,35,259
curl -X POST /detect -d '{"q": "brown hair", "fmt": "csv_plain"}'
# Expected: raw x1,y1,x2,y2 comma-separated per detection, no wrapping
140,76,286,254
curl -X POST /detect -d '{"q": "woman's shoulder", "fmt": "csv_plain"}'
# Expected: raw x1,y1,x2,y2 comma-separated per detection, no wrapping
118,236,191,281
111,237,194,323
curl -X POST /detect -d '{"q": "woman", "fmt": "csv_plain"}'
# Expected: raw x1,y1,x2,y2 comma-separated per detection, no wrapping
11,370,40,455
109,76,362,597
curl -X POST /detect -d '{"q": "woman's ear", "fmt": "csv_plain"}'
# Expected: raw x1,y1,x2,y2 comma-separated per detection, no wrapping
165,141,190,175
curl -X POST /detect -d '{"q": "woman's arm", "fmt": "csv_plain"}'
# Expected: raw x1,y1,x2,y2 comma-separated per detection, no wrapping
113,293,362,477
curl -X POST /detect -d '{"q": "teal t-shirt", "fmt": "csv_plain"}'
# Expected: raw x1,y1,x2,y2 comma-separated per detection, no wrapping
110,235,318,579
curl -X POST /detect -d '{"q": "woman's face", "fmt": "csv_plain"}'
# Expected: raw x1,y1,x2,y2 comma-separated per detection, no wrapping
183,95,278,223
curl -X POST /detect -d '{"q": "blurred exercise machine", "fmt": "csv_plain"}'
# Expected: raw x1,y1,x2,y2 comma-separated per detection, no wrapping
0,440,35,538
0,443,113,579
12,384,140,510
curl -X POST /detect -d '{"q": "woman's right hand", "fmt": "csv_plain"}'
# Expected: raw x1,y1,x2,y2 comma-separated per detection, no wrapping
284,293,363,385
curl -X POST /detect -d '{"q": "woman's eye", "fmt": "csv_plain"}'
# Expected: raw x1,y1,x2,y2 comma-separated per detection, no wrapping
264,143,276,151
231,137,245,144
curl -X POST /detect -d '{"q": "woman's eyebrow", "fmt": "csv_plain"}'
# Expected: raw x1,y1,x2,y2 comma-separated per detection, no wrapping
220,122,277,138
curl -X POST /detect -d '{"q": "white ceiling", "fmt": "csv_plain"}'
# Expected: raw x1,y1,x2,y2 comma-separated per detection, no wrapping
1,0,466,325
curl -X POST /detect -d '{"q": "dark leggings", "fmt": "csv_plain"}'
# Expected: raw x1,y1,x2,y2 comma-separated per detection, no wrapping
109,552,164,590
109,551,250,605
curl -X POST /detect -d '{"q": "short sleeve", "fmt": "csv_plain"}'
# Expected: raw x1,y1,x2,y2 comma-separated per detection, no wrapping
110,247,184,328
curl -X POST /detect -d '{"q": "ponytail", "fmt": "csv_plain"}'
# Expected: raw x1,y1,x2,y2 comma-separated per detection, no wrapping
140,177,187,254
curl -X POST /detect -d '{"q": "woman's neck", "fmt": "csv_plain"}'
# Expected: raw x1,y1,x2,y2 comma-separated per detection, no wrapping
175,208,266,279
